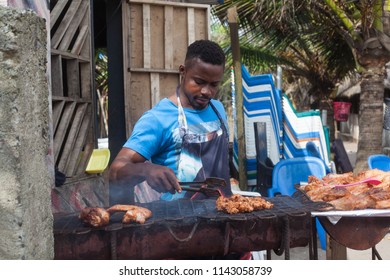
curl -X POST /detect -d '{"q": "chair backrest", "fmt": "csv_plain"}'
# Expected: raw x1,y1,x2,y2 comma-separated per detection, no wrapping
268,156,327,197
368,154,390,171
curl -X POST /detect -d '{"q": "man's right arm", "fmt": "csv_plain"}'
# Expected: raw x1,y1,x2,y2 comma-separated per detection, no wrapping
109,147,181,194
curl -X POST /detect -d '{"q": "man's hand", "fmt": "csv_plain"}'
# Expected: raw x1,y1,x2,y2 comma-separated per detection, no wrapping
143,162,181,193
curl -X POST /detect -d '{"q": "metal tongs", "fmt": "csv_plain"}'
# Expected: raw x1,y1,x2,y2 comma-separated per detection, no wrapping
179,177,226,197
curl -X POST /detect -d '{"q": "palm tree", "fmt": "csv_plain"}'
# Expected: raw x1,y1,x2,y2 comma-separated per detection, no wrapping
213,0,390,172
320,0,390,172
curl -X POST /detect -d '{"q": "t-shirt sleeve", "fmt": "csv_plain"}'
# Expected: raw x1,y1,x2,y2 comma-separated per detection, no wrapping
123,112,162,160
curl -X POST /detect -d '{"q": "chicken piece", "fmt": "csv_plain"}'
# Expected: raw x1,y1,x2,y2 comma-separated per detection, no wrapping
122,208,152,224
329,193,376,210
355,169,388,181
307,175,324,185
352,193,376,210
108,204,152,224
305,186,335,202
79,207,110,227
300,177,325,193
328,194,356,211
367,188,390,201
320,187,349,202
344,183,372,195
107,204,138,212
375,199,390,209
250,196,274,210
322,172,355,185
216,194,273,214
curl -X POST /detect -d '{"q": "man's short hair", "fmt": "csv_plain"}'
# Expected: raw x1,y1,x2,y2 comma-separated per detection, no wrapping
185,40,225,66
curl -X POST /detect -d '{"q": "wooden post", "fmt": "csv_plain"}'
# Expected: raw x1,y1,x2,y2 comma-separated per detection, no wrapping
228,6,247,190
326,236,347,260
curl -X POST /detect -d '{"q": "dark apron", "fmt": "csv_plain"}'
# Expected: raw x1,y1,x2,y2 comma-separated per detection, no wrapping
160,93,232,200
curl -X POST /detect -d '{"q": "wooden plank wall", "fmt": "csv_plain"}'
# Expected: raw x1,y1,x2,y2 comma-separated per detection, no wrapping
122,0,210,137
50,0,95,178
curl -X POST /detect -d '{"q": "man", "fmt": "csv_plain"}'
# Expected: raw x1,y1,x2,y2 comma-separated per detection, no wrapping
109,40,233,204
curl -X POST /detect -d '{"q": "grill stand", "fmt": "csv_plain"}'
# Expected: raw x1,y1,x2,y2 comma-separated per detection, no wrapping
372,246,382,260
110,231,117,260
224,223,230,256
267,213,318,260
311,217,318,260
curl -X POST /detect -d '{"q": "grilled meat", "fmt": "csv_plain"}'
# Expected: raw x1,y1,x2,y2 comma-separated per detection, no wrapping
79,207,110,227
108,204,152,224
375,199,390,209
216,194,273,214
301,169,390,210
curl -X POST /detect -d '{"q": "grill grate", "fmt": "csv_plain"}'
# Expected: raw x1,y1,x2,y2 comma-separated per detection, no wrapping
54,195,325,259
54,195,329,234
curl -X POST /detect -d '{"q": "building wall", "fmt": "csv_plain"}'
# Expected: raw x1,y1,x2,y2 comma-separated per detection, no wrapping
0,5,53,259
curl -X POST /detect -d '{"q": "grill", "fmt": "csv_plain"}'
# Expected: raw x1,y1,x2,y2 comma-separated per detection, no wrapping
294,185,390,256
54,195,329,260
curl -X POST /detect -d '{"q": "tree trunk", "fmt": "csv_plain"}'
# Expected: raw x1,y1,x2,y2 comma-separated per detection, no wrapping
354,6,390,172
355,67,384,173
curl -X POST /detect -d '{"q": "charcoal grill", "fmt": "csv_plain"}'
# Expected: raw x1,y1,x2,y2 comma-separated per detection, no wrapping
54,195,329,260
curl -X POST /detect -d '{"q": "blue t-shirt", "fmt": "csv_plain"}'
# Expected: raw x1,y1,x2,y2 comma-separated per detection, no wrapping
124,98,228,175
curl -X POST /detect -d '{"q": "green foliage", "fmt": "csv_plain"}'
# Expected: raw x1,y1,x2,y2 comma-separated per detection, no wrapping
212,0,358,104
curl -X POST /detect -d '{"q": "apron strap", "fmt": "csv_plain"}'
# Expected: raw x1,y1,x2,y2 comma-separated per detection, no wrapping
176,87,188,132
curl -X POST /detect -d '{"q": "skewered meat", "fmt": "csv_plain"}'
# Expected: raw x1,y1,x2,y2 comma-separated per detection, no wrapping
108,204,152,224
301,169,390,210
216,194,273,214
79,207,110,227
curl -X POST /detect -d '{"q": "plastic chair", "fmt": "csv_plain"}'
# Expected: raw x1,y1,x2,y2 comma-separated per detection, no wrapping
368,154,390,171
268,156,327,251
306,141,331,174
268,156,327,197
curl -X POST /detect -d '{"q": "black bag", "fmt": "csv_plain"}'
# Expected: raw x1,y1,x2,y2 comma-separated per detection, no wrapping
55,166,66,187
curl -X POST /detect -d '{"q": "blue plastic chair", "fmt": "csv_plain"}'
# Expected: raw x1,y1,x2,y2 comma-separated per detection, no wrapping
268,156,327,250
368,154,390,171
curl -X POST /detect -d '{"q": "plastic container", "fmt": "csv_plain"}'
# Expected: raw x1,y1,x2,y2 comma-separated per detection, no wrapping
333,101,351,122
85,148,110,173
368,154,390,171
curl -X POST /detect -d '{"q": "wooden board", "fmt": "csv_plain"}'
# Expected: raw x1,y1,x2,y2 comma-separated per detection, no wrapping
51,54,63,96
52,100,65,134
50,0,95,178
51,0,82,49
66,107,92,175
54,101,77,162
58,103,88,172
66,59,80,97
123,0,210,137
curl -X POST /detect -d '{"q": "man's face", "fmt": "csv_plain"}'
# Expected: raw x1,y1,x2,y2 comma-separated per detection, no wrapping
179,58,224,110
